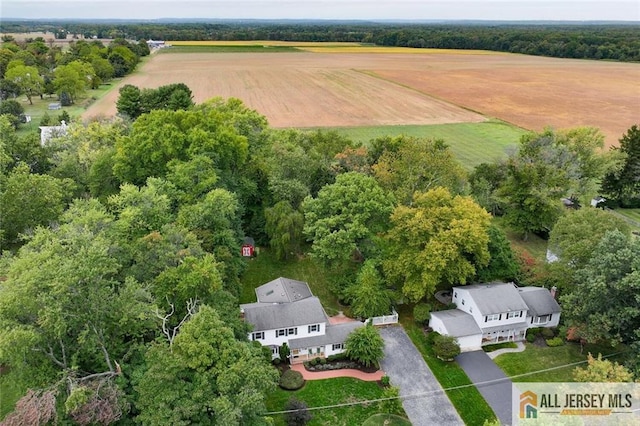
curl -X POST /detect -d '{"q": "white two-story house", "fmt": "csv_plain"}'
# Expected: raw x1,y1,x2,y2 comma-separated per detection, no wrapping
241,277,363,364
429,282,560,352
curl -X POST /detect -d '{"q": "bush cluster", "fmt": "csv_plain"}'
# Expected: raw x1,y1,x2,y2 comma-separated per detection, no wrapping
279,369,305,390
545,337,564,347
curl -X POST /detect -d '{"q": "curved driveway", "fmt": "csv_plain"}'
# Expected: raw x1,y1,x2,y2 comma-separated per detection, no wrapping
379,326,463,426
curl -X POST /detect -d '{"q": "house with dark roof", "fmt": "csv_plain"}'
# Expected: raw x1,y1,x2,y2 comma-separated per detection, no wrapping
429,282,560,352
241,277,364,363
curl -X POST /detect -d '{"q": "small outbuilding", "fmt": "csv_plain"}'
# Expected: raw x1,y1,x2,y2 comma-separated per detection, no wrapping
241,236,256,257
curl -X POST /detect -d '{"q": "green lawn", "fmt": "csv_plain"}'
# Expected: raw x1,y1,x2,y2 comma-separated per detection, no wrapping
492,216,549,264
15,82,117,137
265,377,405,426
0,375,23,419
494,342,627,382
240,248,345,316
398,307,497,426
326,120,528,170
609,208,640,231
362,413,412,425
162,45,301,53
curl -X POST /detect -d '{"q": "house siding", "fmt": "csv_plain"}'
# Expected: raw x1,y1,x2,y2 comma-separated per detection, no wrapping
249,322,326,349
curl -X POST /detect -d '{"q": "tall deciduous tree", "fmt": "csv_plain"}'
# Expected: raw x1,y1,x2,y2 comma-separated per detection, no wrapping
601,125,640,205
5,62,43,104
134,305,278,425
475,224,520,283
561,230,640,347
548,208,630,270
0,199,156,420
384,187,491,302
303,172,394,266
498,128,609,239
265,200,304,260
116,84,142,119
0,163,74,245
372,136,466,205
53,60,95,103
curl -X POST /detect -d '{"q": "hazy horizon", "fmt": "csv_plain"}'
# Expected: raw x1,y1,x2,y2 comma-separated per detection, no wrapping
2,1,639,22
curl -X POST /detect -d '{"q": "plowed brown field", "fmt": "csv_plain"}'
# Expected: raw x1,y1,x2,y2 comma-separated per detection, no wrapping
84,50,640,147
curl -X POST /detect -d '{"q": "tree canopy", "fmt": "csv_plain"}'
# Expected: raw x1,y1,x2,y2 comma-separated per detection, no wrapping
561,230,640,347
384,187,491,302
303,172,394,266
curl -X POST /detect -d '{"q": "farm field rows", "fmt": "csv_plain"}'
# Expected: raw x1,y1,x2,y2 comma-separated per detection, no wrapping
83,44,640,148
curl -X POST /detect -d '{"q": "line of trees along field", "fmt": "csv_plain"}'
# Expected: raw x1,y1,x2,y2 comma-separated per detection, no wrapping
2,21,640,61
1,81,639,423
0,34,149,129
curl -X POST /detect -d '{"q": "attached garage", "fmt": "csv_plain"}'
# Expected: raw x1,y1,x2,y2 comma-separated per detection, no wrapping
429,310,482,352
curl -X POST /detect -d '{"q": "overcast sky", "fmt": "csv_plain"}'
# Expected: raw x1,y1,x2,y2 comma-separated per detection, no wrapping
2,0,639,21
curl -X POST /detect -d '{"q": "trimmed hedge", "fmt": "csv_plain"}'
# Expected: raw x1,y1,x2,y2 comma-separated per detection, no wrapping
545,337,564,347
279,369,305,390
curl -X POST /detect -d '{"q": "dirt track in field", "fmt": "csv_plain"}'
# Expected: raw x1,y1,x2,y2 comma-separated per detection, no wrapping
84,51,640,147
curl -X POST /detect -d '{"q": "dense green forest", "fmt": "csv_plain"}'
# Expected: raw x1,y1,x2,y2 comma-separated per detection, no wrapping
2,20,640,61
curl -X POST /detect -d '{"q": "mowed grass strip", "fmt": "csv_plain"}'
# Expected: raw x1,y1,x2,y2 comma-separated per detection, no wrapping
162,45,301,53
240,248,344,316
265,377,405,426
327,121,527,170
300,46,506,54
494,342,628,382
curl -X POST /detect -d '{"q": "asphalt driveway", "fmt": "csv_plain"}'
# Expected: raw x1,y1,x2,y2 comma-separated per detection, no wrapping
456,350,512,425
379,326,463,426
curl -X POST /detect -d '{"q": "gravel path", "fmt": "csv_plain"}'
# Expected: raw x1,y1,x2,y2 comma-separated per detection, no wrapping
379,326,463,426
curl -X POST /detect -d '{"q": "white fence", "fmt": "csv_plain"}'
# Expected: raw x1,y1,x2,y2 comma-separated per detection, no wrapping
368,309,399,326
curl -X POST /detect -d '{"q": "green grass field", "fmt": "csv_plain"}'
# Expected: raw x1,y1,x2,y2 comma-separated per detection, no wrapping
14,82,117,136
265,377,405,426
162,45,301,53
494,342,628,382
326,120,528,170
240,248,345,316
362,413,412,425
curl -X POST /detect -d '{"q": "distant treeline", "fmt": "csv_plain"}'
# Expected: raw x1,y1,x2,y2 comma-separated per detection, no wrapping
3,21,640,61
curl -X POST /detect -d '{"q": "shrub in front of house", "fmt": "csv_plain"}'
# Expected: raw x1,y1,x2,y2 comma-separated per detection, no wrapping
545,337,564,347
433,334,461,361
327,353,347,362
380,375,391,387
279,369,305,390
526,333,537,343
541,328,555,338
413,303,432,325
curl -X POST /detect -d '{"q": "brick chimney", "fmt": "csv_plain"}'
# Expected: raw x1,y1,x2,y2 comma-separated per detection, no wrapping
550,286,557,299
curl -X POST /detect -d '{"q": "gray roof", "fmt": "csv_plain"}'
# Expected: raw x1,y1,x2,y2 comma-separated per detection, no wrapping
241,296,328,331
255,277,313,303
289,321,364,349
518,287,561,317
456,282,528,315
431,310,482,337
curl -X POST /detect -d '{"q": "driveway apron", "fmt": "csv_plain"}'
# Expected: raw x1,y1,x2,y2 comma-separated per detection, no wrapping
379,326,463,426
456,350,512,425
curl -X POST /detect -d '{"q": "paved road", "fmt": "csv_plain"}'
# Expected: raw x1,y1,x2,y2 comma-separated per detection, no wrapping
379,326,463,426
456,350,513,425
